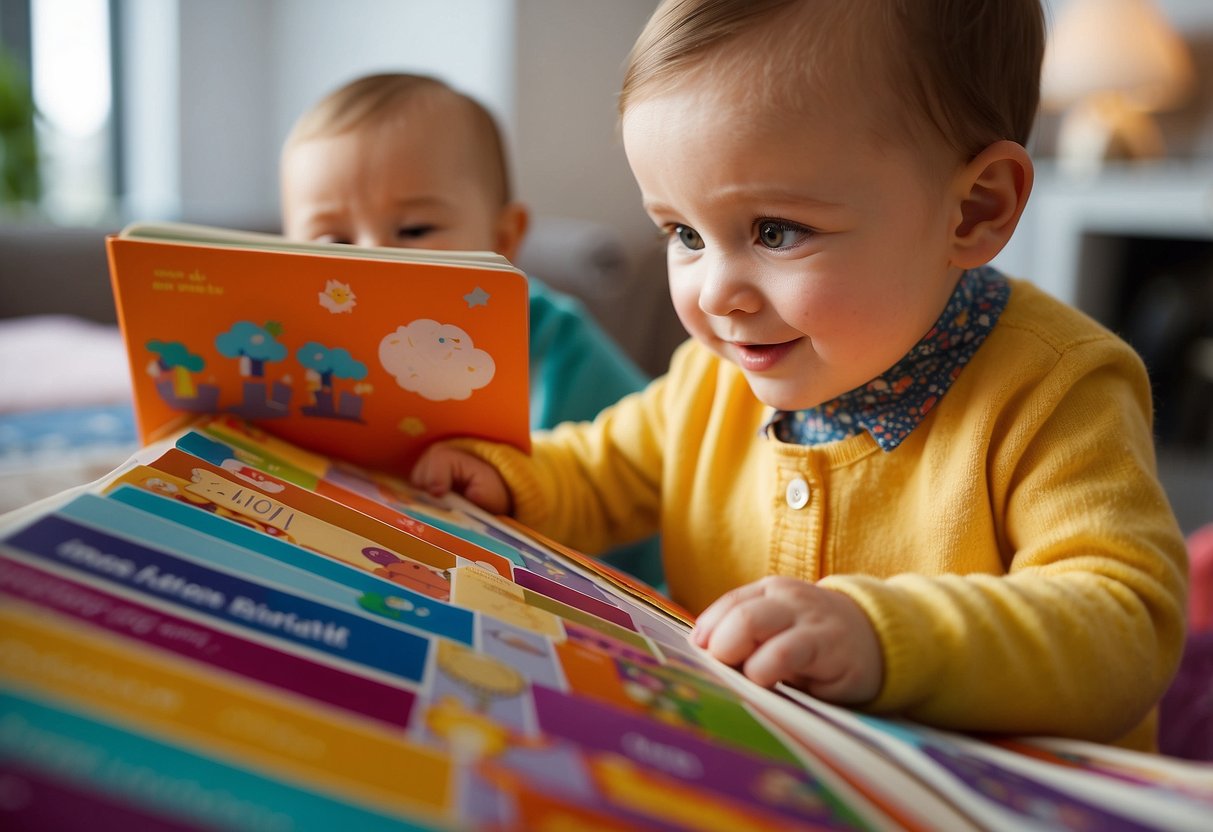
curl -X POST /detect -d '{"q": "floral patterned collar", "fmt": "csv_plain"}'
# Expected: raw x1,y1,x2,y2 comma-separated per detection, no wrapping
764,266,1011,451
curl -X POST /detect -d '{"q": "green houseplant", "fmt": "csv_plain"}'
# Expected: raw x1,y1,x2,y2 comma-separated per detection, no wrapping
0,46,39,208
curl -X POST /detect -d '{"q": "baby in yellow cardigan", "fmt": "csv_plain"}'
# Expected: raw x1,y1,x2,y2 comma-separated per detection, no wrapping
411,0,1188,750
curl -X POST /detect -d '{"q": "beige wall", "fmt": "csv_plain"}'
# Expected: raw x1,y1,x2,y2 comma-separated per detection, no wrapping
511,1,658,273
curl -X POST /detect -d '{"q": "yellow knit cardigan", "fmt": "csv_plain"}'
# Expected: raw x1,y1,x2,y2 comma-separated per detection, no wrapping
459,279,1187,749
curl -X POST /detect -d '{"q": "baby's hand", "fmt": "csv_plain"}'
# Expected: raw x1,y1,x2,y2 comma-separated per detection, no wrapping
691,576,883,704
409,444,511,515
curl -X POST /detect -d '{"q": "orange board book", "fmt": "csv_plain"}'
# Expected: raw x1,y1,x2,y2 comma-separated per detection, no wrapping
105,221,531,473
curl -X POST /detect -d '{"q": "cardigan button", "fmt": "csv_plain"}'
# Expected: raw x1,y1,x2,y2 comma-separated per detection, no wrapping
786,477,810,510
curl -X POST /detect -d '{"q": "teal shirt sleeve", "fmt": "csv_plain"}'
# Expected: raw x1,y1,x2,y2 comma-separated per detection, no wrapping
526,277,666,593
527,277,649,429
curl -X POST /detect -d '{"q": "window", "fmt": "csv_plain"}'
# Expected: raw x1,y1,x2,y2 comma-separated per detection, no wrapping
1,0,119,223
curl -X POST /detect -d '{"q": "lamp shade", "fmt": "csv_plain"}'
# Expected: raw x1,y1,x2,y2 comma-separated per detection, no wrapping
1042,0,1194,113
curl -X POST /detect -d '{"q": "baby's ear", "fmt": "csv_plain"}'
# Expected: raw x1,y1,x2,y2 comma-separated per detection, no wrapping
949,140,1033,270
494,202,530,262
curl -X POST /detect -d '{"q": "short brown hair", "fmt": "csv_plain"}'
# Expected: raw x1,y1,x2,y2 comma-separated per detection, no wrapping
284,73,513,205
620,0,1045,160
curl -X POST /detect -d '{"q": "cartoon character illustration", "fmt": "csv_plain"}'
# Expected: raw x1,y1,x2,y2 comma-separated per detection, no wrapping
145,340,219,411
318,279,356,313
296,341,368,421
215,321,291,418
378,319,494,402
362,546,450,601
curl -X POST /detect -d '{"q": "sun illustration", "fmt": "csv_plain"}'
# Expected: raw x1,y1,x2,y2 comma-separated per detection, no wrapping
318,279,356,313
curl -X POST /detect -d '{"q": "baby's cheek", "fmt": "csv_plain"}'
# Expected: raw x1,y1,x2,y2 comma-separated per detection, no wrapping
667,273,702,319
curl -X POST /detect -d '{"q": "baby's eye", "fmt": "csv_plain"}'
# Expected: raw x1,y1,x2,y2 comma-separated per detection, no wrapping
397,225,436,241
671,224,704,251
756,219,811,250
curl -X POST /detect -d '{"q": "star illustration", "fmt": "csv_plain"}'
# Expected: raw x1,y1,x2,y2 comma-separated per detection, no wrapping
464,287,490,308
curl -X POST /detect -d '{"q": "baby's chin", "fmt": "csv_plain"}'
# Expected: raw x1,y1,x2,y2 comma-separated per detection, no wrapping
739,376,837,413
698,338,856,411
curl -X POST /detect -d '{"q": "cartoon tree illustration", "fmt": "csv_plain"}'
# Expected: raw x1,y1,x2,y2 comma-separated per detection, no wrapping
296,341,367,391
297,341,370,421
215,321,291,418
143,338,224,411
215,321,287,378
148,339,204,372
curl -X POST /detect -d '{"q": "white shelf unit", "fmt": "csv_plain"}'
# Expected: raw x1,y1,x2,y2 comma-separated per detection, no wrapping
995,161,1213,534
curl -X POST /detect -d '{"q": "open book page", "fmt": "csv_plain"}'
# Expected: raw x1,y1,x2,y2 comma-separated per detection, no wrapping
4,415,1209,830
689,652,982,831
999,735,1213,802
0,417,907,830
483,511,695,628
773,684,1212,831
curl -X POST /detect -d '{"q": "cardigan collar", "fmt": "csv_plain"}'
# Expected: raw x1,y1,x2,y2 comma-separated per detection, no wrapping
764,266,1010,451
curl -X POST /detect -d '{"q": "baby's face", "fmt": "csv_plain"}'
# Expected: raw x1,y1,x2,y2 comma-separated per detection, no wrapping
623,77,965,411
281,119,505,255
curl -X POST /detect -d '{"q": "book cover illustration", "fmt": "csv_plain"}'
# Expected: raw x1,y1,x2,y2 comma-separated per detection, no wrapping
105,224,531,472
0,423,894,831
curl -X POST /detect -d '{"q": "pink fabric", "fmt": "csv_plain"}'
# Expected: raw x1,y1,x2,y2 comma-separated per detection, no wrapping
0,316,131,412
1189,524,1213,635
1158,525,1213,760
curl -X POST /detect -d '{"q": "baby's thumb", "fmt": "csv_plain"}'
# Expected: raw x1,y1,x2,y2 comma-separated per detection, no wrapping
409,449,453,497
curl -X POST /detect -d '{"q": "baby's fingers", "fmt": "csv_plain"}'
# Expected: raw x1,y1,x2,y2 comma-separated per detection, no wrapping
742,627,836,691
409,447,456,496
697,598,796,668
408,446,510,513
691,582,769,647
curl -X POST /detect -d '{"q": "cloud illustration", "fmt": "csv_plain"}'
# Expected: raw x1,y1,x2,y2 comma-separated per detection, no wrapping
378,319,495,401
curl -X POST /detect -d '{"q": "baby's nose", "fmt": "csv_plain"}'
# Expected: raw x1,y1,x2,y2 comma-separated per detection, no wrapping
699,255,761,316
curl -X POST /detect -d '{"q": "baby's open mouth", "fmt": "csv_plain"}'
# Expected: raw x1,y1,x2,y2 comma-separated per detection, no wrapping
731,339,799,371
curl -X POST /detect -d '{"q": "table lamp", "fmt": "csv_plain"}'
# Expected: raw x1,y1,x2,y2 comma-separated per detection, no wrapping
1041,0,1194,176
